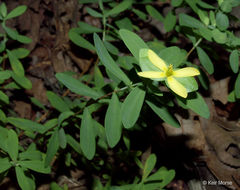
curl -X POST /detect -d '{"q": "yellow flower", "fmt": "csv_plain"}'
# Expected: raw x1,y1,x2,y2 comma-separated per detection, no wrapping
137,49,200,98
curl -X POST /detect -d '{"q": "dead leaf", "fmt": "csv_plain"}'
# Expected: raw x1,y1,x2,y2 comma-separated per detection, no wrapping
210,77,230,104
14,101,32,119
26,77,48,105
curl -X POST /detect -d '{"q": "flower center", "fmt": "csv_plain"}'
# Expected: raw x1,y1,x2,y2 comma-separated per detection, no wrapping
165,64,173,77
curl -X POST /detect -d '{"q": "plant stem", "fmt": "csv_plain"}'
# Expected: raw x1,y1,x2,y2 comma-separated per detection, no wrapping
186,38,202,59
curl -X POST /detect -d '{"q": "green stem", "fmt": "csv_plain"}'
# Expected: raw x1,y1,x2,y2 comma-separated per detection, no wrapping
186,38,202,59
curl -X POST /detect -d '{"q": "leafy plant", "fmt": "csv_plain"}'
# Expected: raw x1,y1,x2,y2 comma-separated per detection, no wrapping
1,0,240,189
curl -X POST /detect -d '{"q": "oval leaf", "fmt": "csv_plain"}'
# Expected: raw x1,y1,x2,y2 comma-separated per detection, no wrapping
6,129,18,161
119,29,148,61
6,5,27,19
56,72,100,100
94,33,130,85
7,49,24,76
7,117,45,134
234,72,240,99
196,47,214,74
143,154,157,181
146,100,180,128
121,87,146,129
15,166,32,190
19,160,51,174
45,130,59,167
80,108,96,160
105,93,122,148
47,91,70,113
0,158,11,173
177,92,210,119
229,50,239,73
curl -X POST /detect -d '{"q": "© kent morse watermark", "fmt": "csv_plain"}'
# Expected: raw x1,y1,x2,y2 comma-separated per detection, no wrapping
202,180,232,186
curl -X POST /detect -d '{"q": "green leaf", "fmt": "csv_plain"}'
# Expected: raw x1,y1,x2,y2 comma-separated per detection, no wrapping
7,49,24,76
0,157,11,173
94,33,131,85
6,129,18,161
235,72,240,99
11,48,30,59
142,154,157,181
177,92,210,119
58,128,67,149
216,11,229,31
16,34,32,44
5,5,27,19
15,166,32,190
86,7,102,17
199,27,212,41
30,97,46,110
80,108,96,160
0,3,7,18
58,111,74,127
159,46,186,67
171,0,183,7
105,0,132,17
119,29,149,61
7,117,45,134
212,28,227,44
146,5,164,22
210,11,216,26
163,11,176,32
146,101,180,128
220,0,233,12
0,109,7,123
197,0,216,9
0,90,9,104
228,90,236,102
179,13,205,29
56,72,100,100
94,65,105,89
132,8,147,21
198,68,209,90
121,87,146,129
69,29,95,51
46,91,70,113
66,134,81,154
45,130,59,167
77,21,102,34
11,72,32,89
105,93,122,148
196,47,214,74
103,40,119,55
115,17,133,31
19,150,42,161
197,9,209,26
0,70,11,81
19,160,51,174
2,23,18,40
229,50,239,74
145,167,175,189
0,127,8,152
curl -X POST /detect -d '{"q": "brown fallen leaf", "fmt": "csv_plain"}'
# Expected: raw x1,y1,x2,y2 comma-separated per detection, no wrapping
210,77,230,105
26,76,48,105
14,101,32,119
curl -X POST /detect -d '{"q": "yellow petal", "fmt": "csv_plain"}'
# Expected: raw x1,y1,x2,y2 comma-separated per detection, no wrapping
137,71,166,78
148,49,167,71
167,76,187,98
173,67,200,77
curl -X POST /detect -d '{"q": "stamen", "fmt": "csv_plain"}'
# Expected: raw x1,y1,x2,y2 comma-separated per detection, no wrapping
166,64,173,77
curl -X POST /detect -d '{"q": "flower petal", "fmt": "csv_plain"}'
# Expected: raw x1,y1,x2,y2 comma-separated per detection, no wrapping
173,67,200,77
148,49,167,71
137,71,166,78
167,76,187,98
